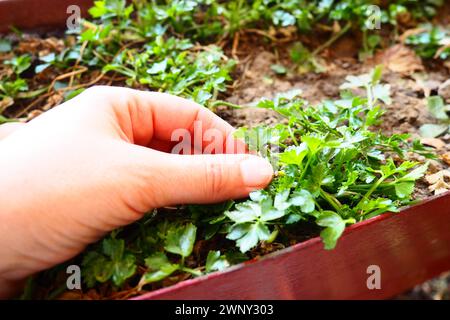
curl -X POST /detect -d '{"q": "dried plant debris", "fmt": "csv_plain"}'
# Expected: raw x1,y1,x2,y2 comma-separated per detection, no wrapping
425,170,450,195
375,44,424,75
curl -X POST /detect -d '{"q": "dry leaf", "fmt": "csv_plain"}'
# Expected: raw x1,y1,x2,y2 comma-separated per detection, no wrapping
438,79,450,103
421,137,446,150
43,93,64,111
0,96,14,112
396,11,414,27
425,170,450,195
26,109,43,121
375,44,423,75
17,36,64,56
412,74,441,98
399,27,428,43
441,152,450,166
445,60,450,71
57,290,83,300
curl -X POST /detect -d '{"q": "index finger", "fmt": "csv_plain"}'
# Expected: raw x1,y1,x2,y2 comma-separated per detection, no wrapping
89,86,246,154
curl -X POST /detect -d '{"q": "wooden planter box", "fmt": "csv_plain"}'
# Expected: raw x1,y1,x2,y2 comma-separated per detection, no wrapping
2,0,450,300
135,193,450,299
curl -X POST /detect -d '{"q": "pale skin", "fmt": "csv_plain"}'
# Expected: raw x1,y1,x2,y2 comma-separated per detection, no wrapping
0,86,273,298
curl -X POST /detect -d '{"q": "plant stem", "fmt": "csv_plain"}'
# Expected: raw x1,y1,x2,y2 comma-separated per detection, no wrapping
366,84,374,110
209,100,243,109
320,188,342,214
299,156,313,181
356,175,386,211
312,22,352,56
288,126,299,146
180,267,203,277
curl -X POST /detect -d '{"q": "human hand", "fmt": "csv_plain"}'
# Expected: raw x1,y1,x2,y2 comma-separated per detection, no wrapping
0,86,273,297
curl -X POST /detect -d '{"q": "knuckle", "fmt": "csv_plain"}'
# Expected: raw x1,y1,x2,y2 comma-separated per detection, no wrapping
204,159,228,198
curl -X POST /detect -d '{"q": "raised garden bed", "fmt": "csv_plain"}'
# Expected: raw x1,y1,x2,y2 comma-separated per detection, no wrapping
133,193,450,300
1,0,450,300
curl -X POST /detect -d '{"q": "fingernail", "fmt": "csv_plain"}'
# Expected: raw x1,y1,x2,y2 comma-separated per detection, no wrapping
240,157,274,187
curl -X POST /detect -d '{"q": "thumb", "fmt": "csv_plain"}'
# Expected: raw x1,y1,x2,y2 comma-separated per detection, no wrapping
145,152,274,207
0,122,25,140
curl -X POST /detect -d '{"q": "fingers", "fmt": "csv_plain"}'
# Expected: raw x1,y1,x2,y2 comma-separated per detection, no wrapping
79,86,246,153
138,150,274,207
0,123,25,140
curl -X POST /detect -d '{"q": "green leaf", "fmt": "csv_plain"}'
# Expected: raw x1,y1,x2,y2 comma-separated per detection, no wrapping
235,224,260,253
85,238,138,287
225,203,259,223
227,223,252,241
205,251,230,273
111,253,136,286
5,54,31,74
260,208,286,221
286,213,302,224
102,238,125,261
359,198,398,219
193,89,212,105
371,65,383,84
290,190,315,213
140,264,179,285
82,252,113,287
302,135,323,154
340,73,372,89
255,221,271,241
372,84,391,105
401,162,429,181
144,252,171,270
419,123,448,138
0,115,15,125
279,144,308,166
164,223,197,258
35,64,50,74
272,10,296,27
64,88,85,101
316,211,347,250
427,96,449,120
395,182,415,199
40,53,56,63
88,0,107,18
273,189,290,211
230,221,272,253
0,39,12,52
147,59,168,74
140,252,179,286
271,64,287,75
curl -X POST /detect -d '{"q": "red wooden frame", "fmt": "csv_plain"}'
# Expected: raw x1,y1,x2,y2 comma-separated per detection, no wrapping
0,0,93,33
1,0,450,300
134,193,450,300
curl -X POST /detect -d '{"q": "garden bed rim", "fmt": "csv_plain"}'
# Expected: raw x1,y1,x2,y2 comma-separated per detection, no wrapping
132,190,450,300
